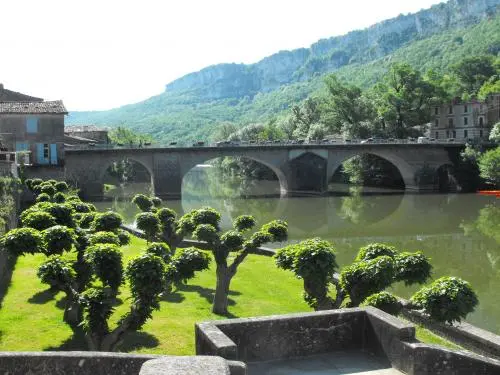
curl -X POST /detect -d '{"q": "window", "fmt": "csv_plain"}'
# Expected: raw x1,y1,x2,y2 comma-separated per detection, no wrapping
479,117,484,127
480,130,483,138
449,106,453,114
464,130,468,138
434,107,439,115
26,116,38,133
446,130,450,138
435,132,439,139
448,118,453,128
464,105,468,113
43,144,49,159
464,117,468,126
452,130,456,138
434,119,439,127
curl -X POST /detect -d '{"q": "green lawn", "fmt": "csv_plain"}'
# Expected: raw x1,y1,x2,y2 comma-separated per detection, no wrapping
0,236,309,354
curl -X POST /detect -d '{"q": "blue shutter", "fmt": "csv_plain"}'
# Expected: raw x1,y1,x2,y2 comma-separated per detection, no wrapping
15,142,29,151
50,144,57,165
36,143,47,164
26,117,38,133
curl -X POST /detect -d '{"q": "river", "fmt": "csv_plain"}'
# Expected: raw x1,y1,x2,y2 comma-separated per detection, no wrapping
94,170,500,335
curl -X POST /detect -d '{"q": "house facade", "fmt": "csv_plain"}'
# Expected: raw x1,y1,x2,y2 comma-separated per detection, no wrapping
0,84,67,166
431,93,500,141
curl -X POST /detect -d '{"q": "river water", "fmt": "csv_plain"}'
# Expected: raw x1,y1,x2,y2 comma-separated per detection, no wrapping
95,173,500,334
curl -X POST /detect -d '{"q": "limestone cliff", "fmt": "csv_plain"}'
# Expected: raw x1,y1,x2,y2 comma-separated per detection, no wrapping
165,0,500,100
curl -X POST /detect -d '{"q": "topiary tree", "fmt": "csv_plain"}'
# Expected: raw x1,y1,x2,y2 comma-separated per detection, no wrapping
92,211,123,232
54,181,69,192
53,192,66,203
21,210,57,230
40,184,56,197
1,227,44,256
116,229,131,246
410,276,478,324
165,247,211,292
362,292,402,316
132,194,153,212
152,197,162,208
35,193,51,203
42,225,75,255
275,238,338,310
135,212,160,241
88,231,121,246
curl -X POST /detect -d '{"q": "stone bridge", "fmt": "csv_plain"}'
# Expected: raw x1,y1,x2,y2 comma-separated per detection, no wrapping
64,143,462,199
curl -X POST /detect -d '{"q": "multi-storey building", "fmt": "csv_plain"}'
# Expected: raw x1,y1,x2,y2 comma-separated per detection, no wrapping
0,84,67,166
431,93,500,141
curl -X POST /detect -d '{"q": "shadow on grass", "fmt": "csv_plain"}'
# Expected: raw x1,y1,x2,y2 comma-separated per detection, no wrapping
177,284,240,318
28,287,59,304
116,331,160,352
160,290,185,303
0,254,17,309
44,328,87,351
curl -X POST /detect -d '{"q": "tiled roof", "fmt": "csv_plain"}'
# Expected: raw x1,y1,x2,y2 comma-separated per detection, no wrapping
65,125,109,132
0,100,67,114
0,84,43,102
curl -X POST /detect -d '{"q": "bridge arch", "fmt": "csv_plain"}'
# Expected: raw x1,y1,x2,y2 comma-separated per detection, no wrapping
327,149,416,191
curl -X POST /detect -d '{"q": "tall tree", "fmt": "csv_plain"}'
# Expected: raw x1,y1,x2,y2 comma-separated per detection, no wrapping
451,55,497,98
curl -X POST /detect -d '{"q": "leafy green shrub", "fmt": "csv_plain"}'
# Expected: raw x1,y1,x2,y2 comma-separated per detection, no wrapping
45,203,75,228
46,179,58,186
191,207,221,228
54,181,69,192
261,220,288,242
411,276,478,324
145,242,172,262
233,215,256,232
132,194,153,212
53,192,66,203
125,253,166,307
40,184,56,196
21,210,56,230
85,244,123,291
167,247,211,284
362,292,402,316
339,255,395,306
37,256,76,288
220,230,244,250
35,193,51,203
89,231,120,246
29,178,43,191
70,201,96,213
1,227,43,256
24,178,33,190
135,212,160,240
156,208,177,226
116,229,131,246
248,231,272,248
394,251,432,286
79,212,96,229
152,197,162,207
355,243,397,262
193,224,219,244
42,225,75,255
92,211,123,232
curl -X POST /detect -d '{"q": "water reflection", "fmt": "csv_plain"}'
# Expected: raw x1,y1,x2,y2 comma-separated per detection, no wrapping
92,172,499,334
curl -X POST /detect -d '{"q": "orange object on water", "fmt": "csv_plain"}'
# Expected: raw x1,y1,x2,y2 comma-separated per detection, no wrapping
478,190,500,197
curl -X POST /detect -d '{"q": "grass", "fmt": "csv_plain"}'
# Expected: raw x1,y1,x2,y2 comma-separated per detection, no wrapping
414,325,463,351
0,236,309,354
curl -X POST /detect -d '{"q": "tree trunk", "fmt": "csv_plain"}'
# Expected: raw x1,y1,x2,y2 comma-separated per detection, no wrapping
212,265,231,315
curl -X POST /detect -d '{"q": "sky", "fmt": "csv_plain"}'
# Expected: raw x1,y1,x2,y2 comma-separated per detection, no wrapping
0,0,445,111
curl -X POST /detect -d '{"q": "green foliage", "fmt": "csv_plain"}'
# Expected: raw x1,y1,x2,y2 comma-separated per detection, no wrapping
92,211,123,232
21,210,56,230
42,225,75,255
233,215,256,232
394,251,432,286
167,247,211,284
145,242,172,263
132,194,153,212
355,243,397,262
54,181,69,192
362,292,402,316
339,255,395,305
80,287,114,336
248,231,272,248
1,227,43,256
152,197,162,208
88,231,121,246
135,212,160,240
220,230,244,250
45,203,75,228
108,126,152,145
411,277,478,324
35,193,51,203
37,256,76,288
261,220,288,242
78,212,96,229
191,207,221,228
85,244,123,291
193,224,219,244
478,147,500,187
490,123,500,143
69,201,96,213
53,192,66,203
116,229,131,246
40,184,56,197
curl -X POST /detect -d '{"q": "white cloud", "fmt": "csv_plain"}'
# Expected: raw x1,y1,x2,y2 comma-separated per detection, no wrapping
0,0,444,111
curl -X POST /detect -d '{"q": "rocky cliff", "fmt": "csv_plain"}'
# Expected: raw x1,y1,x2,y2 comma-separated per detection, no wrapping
165,0,500,100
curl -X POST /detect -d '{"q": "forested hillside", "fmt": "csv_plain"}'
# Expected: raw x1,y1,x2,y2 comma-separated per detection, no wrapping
67,0,500,144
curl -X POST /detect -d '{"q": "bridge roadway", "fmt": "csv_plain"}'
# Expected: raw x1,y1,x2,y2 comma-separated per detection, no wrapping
64,142,464,199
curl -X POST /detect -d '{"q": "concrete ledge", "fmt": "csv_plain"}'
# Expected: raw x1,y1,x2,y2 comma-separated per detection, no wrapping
401,307,500,360
0,351,159,375
139,356,232,375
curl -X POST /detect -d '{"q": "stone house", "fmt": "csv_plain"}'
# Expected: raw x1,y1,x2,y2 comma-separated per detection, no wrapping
64,125,110,145
0,84,67,166
430,93,500,141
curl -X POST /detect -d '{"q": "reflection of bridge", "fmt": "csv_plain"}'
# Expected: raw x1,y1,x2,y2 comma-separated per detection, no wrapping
65,143,463,199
